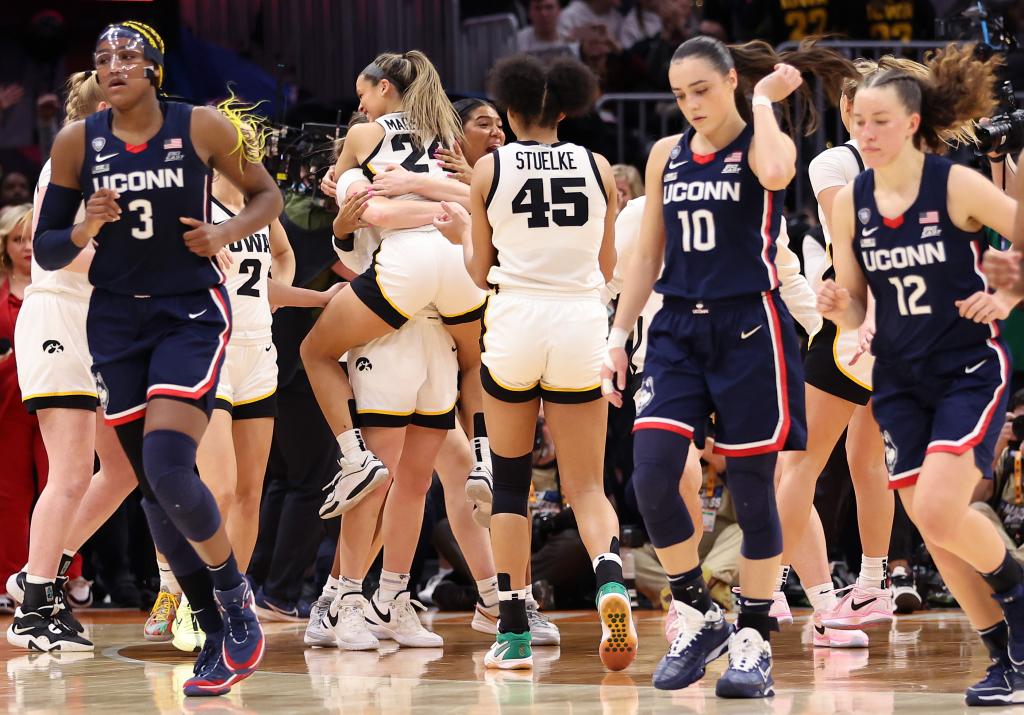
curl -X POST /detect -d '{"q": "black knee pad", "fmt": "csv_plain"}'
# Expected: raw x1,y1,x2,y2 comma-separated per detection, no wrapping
632,429,693,548
726,453,783,560
491,452,533,517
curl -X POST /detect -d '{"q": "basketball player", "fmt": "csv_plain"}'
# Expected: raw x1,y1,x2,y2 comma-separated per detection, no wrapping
5,71,137,653
302,52,490,526
439,53,635,672
604,37,856,697
32,22,281,696
818,43,1024,706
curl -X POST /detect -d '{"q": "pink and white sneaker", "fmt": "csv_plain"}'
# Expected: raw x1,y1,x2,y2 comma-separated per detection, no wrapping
663,600,684,643
771,591,793,626
811,613,868,648
820,585,893,630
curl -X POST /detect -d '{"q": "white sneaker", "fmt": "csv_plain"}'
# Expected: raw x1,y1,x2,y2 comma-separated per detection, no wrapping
319,452,389,519
471,602,499,634
465,437,493,527
366,591,443,648
327,592,379,650
304,593,338,648
770,590,792,626
66,577,93,609
526,601,560,646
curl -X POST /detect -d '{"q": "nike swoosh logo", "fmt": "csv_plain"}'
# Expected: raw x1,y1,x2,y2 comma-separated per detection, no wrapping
188,310,207,319
740,325,763,340
370,598,391,624
326,610,339,628
96,152,119,162
668,160,688,169
814,625,825,635
850,598,877,611
862,227,879,237
965,359,988,374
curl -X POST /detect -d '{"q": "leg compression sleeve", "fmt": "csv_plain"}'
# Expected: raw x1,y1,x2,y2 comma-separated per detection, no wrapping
726,453,782,560
632,429,693,548
491,452,533,517
142,429,221,542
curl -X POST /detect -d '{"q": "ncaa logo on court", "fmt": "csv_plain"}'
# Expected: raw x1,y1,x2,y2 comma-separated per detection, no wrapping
355,357,373,372
634,376,655,414
93,371,110,411
92,137,105,152
858,208,871,225
882,430,898,475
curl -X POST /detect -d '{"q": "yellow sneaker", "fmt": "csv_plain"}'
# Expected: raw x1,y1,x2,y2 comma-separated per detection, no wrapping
144,589,180,642
171,595,206,652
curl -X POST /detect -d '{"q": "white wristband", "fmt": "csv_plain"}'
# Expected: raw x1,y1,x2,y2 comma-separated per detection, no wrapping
608,326,629,350
752,95,773,109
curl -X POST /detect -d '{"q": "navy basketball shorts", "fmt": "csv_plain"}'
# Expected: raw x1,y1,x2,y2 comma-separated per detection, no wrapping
633,291,807,455
872,338,1010,489
87,286,232,425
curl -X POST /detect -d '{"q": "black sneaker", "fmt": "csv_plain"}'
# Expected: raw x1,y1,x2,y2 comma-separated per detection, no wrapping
53,586,85,634
890,566,922,614
6,608,93,652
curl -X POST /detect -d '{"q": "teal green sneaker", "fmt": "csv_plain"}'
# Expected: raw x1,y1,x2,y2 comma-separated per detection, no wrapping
484,630,533,670
597,582,637,671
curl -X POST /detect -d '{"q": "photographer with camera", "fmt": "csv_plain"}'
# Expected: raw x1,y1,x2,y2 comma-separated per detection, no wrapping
971,389,1024,563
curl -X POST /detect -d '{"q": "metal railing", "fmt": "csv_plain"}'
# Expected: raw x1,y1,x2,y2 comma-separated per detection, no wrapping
454,13,519,93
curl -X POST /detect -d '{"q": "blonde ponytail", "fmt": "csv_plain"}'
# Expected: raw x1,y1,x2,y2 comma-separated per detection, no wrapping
63,71,104,124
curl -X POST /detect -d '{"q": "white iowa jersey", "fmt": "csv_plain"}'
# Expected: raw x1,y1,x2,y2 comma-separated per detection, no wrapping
360,111,444,202
28,159,92,301
211,198,273,343
485,141,607,294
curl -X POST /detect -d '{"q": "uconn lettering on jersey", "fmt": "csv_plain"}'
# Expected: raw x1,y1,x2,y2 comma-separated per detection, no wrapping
662,180,740,204
861,241,946,272
514,149,578,171
92,168,184,194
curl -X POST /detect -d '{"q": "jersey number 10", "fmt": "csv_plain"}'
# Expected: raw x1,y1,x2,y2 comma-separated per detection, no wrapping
512,178,589,228
676,209,716,252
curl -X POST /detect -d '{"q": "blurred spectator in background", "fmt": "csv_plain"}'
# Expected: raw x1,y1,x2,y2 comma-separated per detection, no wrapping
518,0,577,56
619,0,664,47
971,389,1024,565
0,204,46,614
558,0,624,44
623,0,699,90
612,163,643,210
1,172,31,209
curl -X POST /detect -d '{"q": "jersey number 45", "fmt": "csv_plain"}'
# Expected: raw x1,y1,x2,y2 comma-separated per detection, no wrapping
512,178,589,228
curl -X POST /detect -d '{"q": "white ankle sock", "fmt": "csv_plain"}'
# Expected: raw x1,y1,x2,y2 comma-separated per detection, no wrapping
323,575,342,597
378,571,410,602
339,576,363,596
476,576,499,608
805,581,837,614
157,560,181,596
336,429,367,460
775,565,791,592
858,556,888,590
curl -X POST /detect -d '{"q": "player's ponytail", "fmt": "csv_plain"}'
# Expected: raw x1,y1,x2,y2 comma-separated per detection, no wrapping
842,54,977,151
363,50,462,150
672,35,858,135
859,43,999,154
63,71,104,124
215,91,271,168
489,54,597,128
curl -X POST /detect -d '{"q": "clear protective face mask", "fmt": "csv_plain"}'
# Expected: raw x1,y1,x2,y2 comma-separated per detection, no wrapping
93,28,148,77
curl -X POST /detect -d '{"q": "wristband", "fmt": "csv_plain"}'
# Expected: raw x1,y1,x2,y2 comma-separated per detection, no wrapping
608,326,629,350
752,95,773,110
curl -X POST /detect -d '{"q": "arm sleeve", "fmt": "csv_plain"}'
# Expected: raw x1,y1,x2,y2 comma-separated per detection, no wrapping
33,183,86,271
776,222,823,336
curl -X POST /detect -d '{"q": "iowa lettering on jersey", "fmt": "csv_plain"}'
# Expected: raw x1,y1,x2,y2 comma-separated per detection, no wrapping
227,232,270,254
514,149,578,171
92,168,184,194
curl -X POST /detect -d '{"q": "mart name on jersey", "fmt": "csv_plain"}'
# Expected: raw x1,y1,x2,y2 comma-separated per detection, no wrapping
861,241,946,272
91,167,184,194
662,180,740,204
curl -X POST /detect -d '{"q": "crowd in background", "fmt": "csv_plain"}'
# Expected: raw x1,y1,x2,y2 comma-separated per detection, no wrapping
6,0,1024,619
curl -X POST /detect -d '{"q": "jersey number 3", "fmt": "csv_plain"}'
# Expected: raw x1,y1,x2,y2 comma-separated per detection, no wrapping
128,199,154,240
512,177,589,228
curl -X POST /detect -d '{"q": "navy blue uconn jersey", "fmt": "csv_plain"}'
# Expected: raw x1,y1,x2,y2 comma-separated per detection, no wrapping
82,102,222,296
656,125,785,301
852,154,995,363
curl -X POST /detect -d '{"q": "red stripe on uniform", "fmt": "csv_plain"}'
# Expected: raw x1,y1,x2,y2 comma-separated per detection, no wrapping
633,421,693,438
761,191,780,289
889,473,919,490
105,408,146,426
